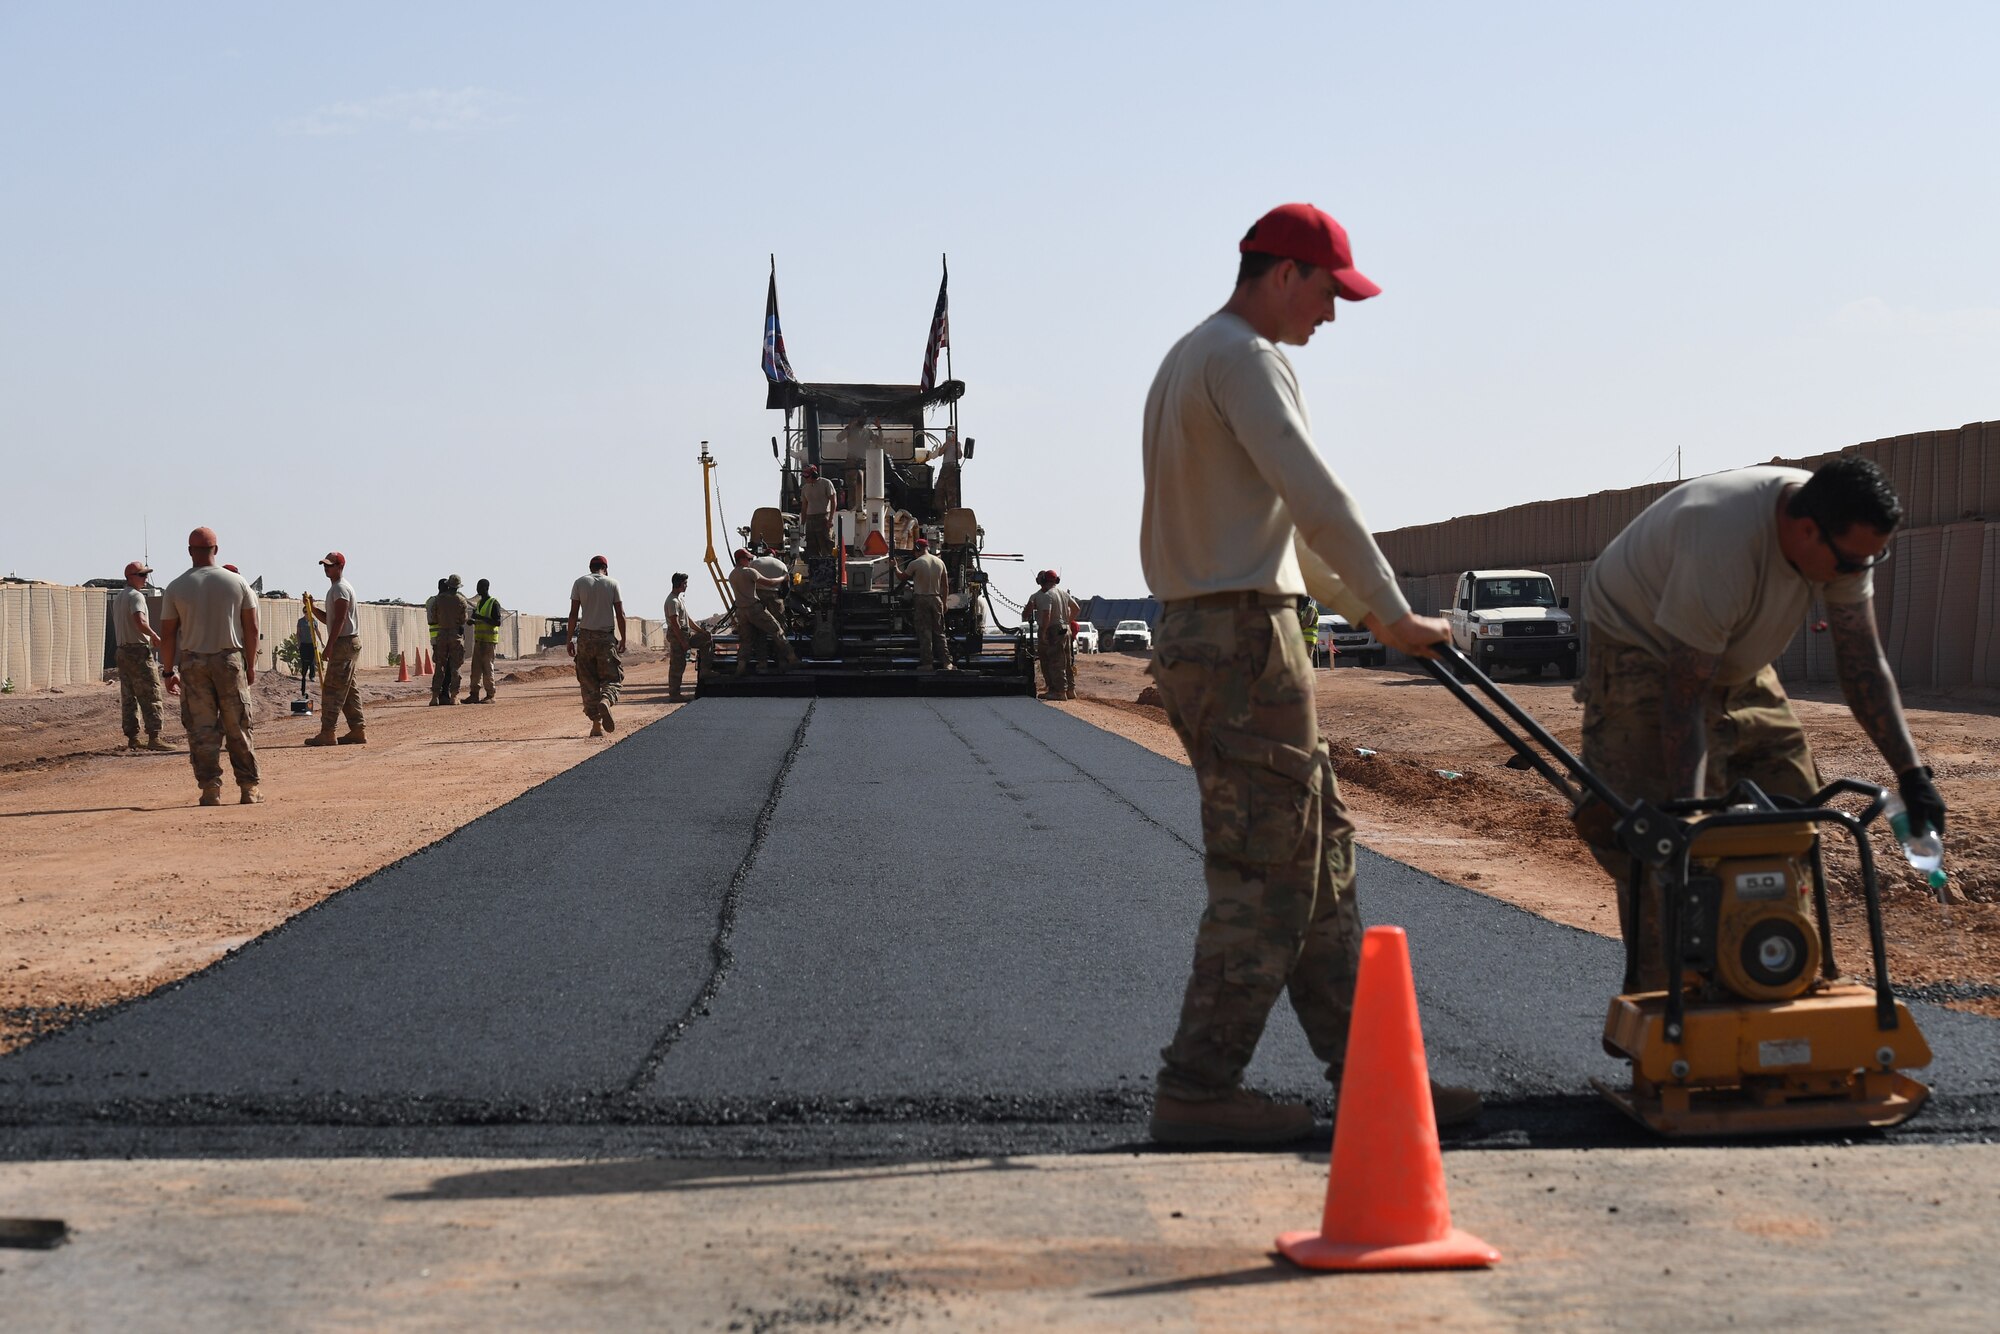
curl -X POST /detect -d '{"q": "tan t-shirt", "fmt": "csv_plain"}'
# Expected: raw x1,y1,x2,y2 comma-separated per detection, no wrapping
325,578,359,638
801,476,838,516
1140,311,1409,623
111,587,152,646
727,564,764,608
665,591,691,635
1028,587,1073,634
1583,466,1873,685
161,566,257,655
905,552,947,596
570,574,621,632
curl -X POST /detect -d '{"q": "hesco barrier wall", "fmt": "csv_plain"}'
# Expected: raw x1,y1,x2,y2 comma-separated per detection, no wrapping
0,584,665,693
1373,418,2000,688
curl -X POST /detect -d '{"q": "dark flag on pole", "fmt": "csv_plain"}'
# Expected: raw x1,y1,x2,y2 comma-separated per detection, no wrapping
762,256,797,384
919,255,949,392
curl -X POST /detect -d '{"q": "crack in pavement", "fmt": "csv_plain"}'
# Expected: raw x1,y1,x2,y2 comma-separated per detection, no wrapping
620,699,817,1095
983,701,1204,859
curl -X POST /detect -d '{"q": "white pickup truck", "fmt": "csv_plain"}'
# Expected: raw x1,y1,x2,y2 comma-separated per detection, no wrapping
1445,569,1581,679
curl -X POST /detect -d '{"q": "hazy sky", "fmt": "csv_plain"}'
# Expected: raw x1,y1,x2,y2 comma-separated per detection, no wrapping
5,2,1996,620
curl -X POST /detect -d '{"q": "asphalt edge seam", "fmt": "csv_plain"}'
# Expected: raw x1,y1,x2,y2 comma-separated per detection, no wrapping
986,701,1204,858
621,698,816,1094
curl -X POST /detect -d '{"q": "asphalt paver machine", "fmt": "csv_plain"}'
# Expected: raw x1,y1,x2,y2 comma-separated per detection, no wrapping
1425,644,1932,1137
695,374,1035,697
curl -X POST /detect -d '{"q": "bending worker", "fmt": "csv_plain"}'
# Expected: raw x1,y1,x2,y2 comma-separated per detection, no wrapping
1576,454,1946,987
1139,203,1478,1146
728,547,797,676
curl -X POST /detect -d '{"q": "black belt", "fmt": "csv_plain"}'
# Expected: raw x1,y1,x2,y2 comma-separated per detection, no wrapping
1164,591,1305,612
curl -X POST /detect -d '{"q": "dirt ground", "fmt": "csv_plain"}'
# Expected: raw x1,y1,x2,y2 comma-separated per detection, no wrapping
1059,651,2000,1017
0,650,681,1052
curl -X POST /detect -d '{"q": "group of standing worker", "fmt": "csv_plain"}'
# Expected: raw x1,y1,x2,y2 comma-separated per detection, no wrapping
1136,202,1946,1146
423,574,505,707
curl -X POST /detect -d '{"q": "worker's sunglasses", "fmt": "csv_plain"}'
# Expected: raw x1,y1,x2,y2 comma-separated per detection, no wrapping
1816,520,1892,575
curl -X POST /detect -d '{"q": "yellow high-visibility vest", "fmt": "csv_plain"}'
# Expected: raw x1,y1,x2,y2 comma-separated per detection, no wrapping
473,597,500,645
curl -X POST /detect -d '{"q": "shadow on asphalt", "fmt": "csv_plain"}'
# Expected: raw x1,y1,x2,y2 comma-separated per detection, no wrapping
391,1155,1047,1202
1092,1261,1303,1298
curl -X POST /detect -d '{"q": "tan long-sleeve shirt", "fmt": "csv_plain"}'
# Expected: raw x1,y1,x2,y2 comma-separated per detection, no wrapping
1140,311,1409,624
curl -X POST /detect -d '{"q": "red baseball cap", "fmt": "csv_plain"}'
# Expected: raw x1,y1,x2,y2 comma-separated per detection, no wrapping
124,560,152,579
1240,203,1380,301
320,551,345,568
590,554,609,571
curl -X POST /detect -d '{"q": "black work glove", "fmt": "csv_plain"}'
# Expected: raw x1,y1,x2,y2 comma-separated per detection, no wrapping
1898,765,1946,839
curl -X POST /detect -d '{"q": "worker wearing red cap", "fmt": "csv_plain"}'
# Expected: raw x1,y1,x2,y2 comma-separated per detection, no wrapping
1026,569,1076,699
306,552,366,745
728,548,797,675
800,463,839,558
567,555,627,736
903,536,952,672
158,526,261,805
1140,205,1476,1146
111,559,171,750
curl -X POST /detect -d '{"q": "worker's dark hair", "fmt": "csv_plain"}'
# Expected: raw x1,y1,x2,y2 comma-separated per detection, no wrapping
476,578,490,593
1237,232,1317,287
1787,455,1902,536
671,572,688,587
437,577,450,591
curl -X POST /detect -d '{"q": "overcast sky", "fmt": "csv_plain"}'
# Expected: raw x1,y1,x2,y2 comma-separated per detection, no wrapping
5,2,1996,620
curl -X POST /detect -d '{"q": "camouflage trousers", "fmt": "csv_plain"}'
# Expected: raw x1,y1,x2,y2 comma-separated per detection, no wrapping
913,594,949,669
1038,627,1072,698
574,629,623,722
733,602,797,674
1150,601,1360,1101
319,636,365,734
1576,638,1821,990
116,643,165,740
467,640,496,701
178,649,259,790
432,635,465,703
667,633,690,699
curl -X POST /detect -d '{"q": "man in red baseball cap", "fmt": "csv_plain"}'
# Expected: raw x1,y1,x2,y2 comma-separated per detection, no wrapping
1137,205,1474,1146
306,550,366,746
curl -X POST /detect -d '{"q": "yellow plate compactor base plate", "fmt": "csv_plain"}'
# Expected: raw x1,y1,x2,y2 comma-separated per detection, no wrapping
1595,982,1933,1137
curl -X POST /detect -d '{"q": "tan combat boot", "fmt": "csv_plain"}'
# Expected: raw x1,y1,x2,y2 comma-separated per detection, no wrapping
601,706,616,733
303,730,338,748
124,735,141,750
144,734,170,752
198,783,224,807
589,722,604,737
239,784,263,805
1149,1088,1316,1146
336,729,367,745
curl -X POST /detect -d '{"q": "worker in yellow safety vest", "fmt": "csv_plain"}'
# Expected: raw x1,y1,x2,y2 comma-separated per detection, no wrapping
464,578,502,703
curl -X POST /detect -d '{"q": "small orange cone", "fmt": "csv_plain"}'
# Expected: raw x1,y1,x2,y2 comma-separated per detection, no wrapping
396,652,409,683
422,648,432,676
1277,926,1500,1271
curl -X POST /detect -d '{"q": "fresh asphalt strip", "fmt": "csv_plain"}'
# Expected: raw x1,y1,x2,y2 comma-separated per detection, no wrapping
2,697,1995,1159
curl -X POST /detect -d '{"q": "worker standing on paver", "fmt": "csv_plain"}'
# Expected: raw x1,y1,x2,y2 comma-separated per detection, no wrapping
904,536,952,672
111,560,171,751
1027,570,1075,700
567,555,627,736
1577,455,1946,985
429,575,469,706
1139,204,1479,1144
158,527,261,805
464,578,502,703
664,572,695,702
728,547,796,675
800,464,839,558
305,552,366,747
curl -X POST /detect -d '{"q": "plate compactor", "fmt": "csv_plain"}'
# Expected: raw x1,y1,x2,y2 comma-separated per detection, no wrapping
1423,645,1931,1137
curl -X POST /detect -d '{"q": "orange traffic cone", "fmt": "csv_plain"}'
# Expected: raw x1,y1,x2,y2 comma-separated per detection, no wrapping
396,651,409,683
1277,926,1500,1271
422,648,432,676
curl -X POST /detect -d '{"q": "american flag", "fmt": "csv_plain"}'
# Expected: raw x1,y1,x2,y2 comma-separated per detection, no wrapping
762,257,796,384
919,256,949,392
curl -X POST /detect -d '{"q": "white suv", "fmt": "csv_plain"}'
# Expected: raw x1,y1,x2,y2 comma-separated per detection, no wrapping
1111,619,1153,651
1072,622,1100,653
